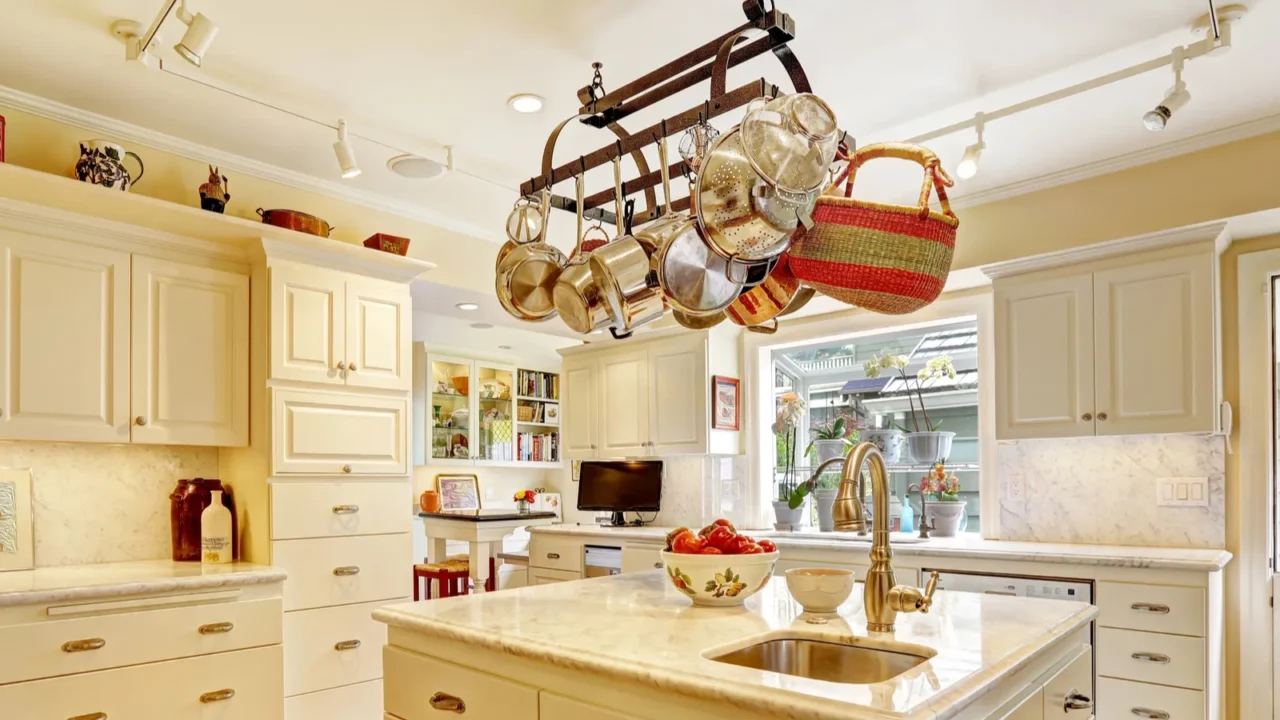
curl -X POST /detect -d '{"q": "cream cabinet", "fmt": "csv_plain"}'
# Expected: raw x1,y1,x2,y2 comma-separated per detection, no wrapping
599,348,651,457
561,358,598,457
272,389,407,476
271,262,411,391
540,692,635,720
994,248,1218,440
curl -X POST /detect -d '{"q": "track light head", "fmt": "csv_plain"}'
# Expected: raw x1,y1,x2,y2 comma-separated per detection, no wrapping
1143,84,1191,132
333,119,361,179
956,141,984,180
173,0,218,67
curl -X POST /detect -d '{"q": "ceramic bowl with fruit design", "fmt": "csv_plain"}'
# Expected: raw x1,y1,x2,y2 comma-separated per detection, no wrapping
661,550,779,607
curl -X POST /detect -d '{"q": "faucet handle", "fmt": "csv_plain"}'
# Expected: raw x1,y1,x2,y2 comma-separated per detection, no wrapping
919,571,939,613
888,571,940,614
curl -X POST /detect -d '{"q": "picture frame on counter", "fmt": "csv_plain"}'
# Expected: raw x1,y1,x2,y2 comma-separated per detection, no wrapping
712,375,740,431
0,468,34,571
435,473,481,510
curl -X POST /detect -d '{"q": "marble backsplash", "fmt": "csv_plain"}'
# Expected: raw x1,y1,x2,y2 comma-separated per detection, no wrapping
998,434,1225,548
1,442,220,567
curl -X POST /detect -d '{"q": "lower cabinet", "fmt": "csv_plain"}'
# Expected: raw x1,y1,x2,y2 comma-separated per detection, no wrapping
621,544,664,574
284,600,388,696
384,646,539,720
1002,646,1093,720
541,691,634,719
286,678,383,720
1097,677,1204,720
529,567,581,585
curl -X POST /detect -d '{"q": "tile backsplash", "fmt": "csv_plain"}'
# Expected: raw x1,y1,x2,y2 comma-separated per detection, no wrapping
4,442,220,567
998,434,1225,548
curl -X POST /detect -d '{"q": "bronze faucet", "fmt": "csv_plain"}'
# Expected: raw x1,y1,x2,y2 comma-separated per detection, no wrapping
803,442,938,632
907,483,933,539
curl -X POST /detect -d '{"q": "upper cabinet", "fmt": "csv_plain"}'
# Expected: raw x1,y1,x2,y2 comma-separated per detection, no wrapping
270,262,410,391
994,244,1219,440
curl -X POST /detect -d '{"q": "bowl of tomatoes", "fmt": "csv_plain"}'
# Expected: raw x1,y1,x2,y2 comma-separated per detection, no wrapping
660,520,780,607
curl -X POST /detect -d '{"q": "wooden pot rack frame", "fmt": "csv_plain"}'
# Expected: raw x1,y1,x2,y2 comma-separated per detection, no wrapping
519,0,843,228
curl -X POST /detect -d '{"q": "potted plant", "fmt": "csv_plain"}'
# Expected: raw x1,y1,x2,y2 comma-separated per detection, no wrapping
865,354,957,464
513,489,536,514
922,464,967,536
804,416,857,531
772,393,808,529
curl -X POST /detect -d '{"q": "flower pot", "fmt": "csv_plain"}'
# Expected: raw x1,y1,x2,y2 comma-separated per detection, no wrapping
925,500,967,537
516,499,530,515
862,429,904,464
773,498,808,530
814,488,839,531
812,439,849,465
905,431,955,465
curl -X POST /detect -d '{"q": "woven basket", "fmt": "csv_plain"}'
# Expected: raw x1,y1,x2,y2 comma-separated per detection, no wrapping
517,405,534,422
788,142,958,315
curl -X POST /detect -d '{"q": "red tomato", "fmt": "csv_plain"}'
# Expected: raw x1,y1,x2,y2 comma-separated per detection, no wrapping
707,526,737,553
727,535,756,555
672,531,706,555
758,539,777,553
740,543,765,555
712,518,737,533
699,546,723,554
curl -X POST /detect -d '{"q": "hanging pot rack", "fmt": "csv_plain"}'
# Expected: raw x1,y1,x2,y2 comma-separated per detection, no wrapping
519,0,843,228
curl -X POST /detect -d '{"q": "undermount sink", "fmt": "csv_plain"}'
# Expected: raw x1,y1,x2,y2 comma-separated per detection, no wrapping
708,638,933,684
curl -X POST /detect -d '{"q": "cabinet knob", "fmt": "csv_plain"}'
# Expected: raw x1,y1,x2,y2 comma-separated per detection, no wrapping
334,639,362,651
429,692,466,713
332,565,361,576
1130,709,1170,719
1063,691,1093,712
134,416,147,426
1098,412,1108,421
348,363,358,371
199,689,235,704
332,504,359,514
198,622,234,635
1081,413,1092,421
590,444,596,450
62,638,106,653
341,465,352,474
336,361,346,371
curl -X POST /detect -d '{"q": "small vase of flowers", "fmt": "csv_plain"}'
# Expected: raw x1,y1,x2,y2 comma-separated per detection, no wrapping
922,463,967,536
865,354,957,464
514,489,536,514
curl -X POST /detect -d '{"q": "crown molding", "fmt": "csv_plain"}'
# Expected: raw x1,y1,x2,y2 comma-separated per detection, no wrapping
982,221,1230,279
0,84,505,245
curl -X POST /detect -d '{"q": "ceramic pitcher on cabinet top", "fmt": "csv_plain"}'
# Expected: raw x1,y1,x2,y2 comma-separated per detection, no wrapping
75,139,145,191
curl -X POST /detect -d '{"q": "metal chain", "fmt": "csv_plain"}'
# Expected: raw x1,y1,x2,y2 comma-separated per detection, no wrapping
586,61,607,112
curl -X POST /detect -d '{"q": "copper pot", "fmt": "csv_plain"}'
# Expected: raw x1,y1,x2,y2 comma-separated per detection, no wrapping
257,208,334,238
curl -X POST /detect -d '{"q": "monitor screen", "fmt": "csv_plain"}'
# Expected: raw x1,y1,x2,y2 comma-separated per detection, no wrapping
577,461,662,512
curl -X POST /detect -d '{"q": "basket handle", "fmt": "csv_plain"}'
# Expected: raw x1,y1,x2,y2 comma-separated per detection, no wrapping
832,142,956,220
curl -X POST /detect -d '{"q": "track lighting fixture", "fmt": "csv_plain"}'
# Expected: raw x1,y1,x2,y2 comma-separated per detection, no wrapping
173,0,219,67
333,119,361,179
955,112,984,180
1144,48,1191,132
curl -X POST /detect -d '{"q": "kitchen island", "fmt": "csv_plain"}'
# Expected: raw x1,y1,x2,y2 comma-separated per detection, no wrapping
374,571,1096,720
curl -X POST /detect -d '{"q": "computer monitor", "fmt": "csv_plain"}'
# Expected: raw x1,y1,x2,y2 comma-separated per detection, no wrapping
577,460,662,527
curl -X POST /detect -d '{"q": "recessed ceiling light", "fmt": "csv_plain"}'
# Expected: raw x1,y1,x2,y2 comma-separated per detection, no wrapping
508,93,544,113
498,345,512,350
456,302,479,311
470,323,493,330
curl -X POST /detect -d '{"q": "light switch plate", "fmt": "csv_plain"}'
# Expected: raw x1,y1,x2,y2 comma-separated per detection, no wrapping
1156,477,1209,507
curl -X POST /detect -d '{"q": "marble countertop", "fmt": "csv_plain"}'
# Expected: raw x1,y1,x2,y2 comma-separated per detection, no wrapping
375,571,1096,720
0,560,286,607
530,524,1231,572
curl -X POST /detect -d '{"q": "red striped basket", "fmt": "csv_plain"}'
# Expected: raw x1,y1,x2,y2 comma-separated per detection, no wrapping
788,142,958,315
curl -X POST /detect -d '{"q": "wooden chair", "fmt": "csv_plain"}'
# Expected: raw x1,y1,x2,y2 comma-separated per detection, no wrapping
412,556,498,600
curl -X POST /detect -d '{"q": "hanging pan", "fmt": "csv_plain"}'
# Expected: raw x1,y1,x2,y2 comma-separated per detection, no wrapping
496,187,567,322
553,169,613,334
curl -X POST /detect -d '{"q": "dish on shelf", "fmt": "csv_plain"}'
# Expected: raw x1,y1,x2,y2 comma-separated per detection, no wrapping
479,379,511,399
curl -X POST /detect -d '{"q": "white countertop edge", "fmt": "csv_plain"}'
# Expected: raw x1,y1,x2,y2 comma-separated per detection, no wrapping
374,599,1097,720
0,560,286,608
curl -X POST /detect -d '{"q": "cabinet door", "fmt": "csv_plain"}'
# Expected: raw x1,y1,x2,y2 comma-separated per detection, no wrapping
648,336,707,455
270,263,345,385
272,389,407,475
1005,690,1044,720
598,349,650,457
1094,254,1215,435
345,277,411,391
994,273,1095,440
540,692,634,720
0,232,129,442
427,355,476,464
130,257,248,446
1043,646,1093,718
561,358,598,459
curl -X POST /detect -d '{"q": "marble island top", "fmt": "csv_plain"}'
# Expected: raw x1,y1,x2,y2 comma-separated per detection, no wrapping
0,559,285,607
531,524,1232,572
375,571,1096,720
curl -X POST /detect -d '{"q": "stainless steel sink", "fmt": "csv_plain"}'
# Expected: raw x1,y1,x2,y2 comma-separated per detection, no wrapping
708,639,931,684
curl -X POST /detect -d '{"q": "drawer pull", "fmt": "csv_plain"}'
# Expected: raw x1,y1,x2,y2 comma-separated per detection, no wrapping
1131,710,1170,719
341,464,352,473
61,638,105,653
1064,691,1093,711
198,622,235,635
333,565,361,576
68,714,108,720
1131,602,1171,614
546,552,560,559
429,692,466,713
1131,651,1171,664
199,689,235,704
334,639,362,651
332,504,360,514
653,561,663,569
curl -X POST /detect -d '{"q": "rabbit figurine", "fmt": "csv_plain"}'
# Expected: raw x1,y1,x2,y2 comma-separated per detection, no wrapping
198,165,230,213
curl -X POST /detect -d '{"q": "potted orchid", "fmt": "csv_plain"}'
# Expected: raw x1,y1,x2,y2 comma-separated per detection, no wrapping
805,415,857,531
922,463,967,536
772,392,808,529
864,353,957,464
513,489,536,514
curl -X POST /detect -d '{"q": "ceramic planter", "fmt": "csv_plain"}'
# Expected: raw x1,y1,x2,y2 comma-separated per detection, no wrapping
906,431,955,465
862,429,904,464
926,500,967,536
812,438,850,465
772,498,807,530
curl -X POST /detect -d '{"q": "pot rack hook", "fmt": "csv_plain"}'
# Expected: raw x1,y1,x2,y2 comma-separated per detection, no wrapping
660,119,668,139
615,139,624,161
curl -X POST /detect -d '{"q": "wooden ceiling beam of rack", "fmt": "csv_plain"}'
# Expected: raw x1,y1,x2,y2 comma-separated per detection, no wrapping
520,79,774,198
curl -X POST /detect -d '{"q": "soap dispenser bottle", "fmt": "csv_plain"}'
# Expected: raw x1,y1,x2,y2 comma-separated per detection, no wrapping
900,495,915,534
201,490,233,565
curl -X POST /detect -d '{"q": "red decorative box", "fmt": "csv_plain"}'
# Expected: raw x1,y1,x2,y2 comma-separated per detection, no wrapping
363,233,410,256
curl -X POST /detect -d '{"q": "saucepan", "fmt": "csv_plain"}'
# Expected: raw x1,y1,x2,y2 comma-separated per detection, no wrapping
257,208,334,238
553,171,613,334
588,156,666,337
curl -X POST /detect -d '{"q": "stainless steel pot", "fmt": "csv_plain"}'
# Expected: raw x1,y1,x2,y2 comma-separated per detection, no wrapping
496,188,567,322
553,172,612,334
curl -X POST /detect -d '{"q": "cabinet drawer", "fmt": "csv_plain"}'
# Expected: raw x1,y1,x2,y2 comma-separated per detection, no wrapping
529,535,583,572
1042,645,1092,718
273,389,407,476
286,679,381,720
529,567,581,585
1097,627,1205,690
621,544,664,574
1097,677,1205,720
284,599,393,696
0,644,283,720
274,534,411,611
384,646,538,720
1096,581,1205,636
272,481,411,539
0,596,281,685
540,691,634,719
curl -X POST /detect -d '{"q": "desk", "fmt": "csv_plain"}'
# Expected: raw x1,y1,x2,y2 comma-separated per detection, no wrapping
418,510,557,593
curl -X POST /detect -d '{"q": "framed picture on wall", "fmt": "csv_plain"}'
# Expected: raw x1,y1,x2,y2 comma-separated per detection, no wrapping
0,468,33,571
435,473,481,510
712,376,740,431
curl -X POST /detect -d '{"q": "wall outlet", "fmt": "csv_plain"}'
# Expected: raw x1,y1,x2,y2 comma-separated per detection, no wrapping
1005,474,1026,511
1156,477,1209,507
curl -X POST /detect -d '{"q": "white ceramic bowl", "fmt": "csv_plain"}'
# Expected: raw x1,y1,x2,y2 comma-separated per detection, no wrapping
661,550,779,607
785,567,855,613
